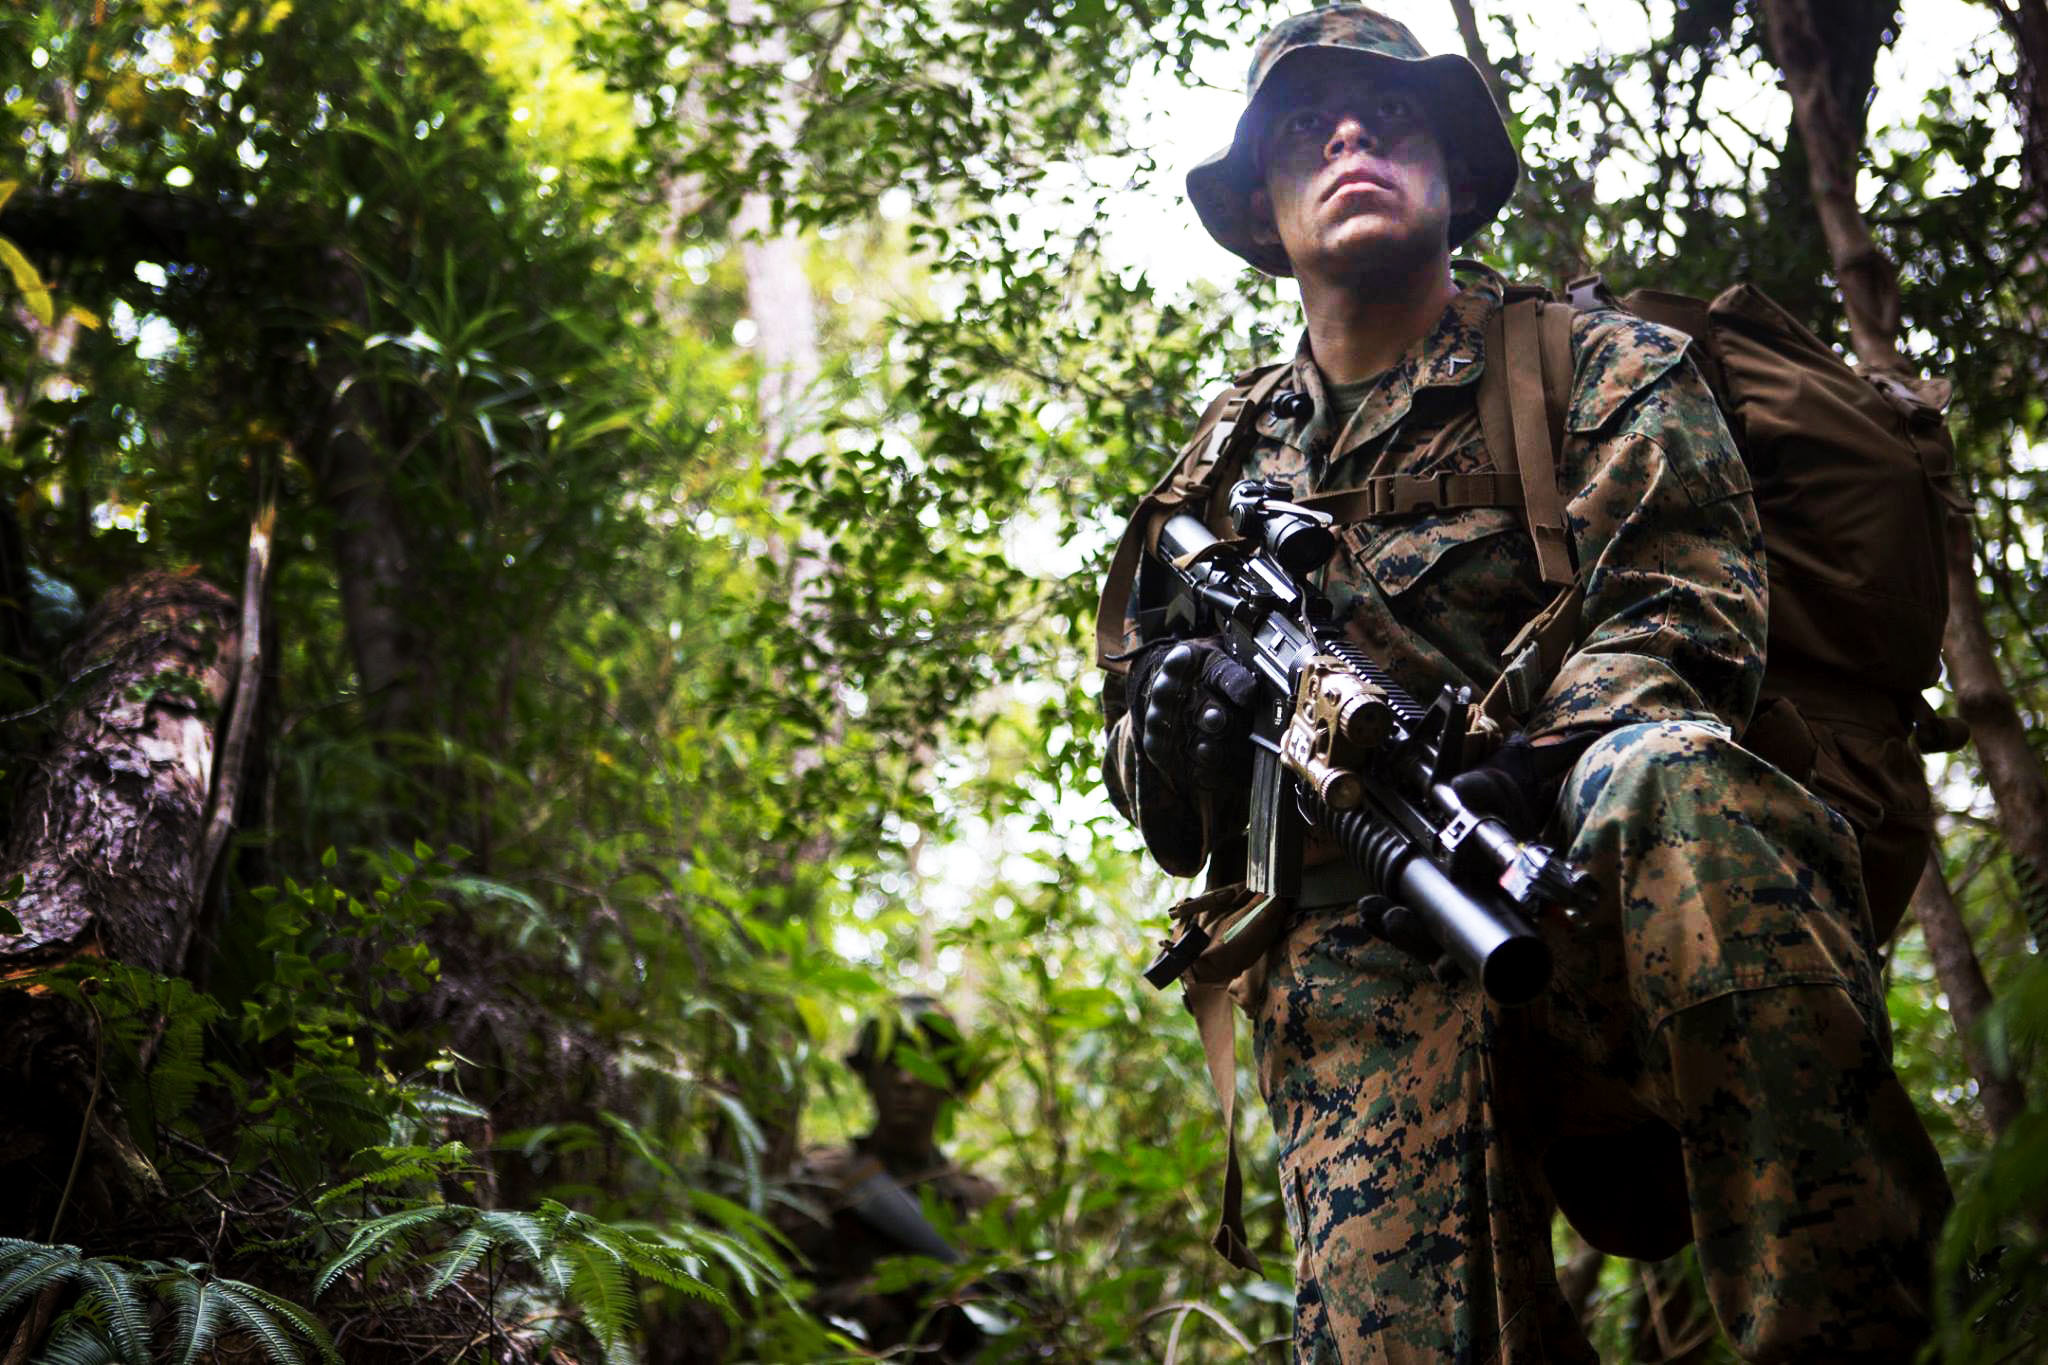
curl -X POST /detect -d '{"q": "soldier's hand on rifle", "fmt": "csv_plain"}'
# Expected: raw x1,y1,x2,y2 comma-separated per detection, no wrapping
1127,638,1259,793
1447,730,1600,838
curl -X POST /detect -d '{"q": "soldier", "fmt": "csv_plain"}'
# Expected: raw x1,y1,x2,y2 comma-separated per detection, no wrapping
775,997,997,1361
1098,7,1952,1362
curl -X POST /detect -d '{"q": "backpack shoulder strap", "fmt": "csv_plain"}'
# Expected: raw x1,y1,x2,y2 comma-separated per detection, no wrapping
1478,298,1576,586
1093,363,1289,670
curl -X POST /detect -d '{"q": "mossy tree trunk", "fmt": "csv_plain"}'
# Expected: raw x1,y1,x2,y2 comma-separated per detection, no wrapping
0,571,236,1236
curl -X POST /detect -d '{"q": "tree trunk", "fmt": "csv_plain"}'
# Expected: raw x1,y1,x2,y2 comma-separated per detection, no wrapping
1981,0,2048,198
1910,853,2027,1135
310,248,420,744
0,572,236,971
1758,0,1905,370
0,570,236,1234
1942,516,2048,946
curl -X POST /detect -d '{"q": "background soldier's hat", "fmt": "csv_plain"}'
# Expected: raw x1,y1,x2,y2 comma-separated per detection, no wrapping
845,995,989,1095
1187,4,1520,276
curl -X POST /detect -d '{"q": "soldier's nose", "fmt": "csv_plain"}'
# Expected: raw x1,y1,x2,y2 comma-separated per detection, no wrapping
1326,114,1376,158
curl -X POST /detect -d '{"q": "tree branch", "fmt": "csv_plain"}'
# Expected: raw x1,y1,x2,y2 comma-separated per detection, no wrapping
179,500,276,975
1445,0,1511,113
1910,853,2027,1136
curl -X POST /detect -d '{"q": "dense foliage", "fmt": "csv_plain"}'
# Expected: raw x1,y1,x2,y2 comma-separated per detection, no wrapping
0,0,2041,1360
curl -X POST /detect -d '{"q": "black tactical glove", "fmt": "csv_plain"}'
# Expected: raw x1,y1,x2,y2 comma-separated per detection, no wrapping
1125,638,1259,794
1447,729,1602,838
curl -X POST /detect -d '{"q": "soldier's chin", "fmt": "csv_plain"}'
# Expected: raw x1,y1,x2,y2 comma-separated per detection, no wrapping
1308,219,1442,281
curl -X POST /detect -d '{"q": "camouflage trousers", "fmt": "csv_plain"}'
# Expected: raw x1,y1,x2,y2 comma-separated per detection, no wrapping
1252,720,1951,1364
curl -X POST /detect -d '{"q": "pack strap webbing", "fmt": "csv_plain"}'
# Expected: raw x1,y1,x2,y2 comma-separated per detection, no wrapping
1482,299,1577,586
1292,470,1524,522
1189,981,1262,1273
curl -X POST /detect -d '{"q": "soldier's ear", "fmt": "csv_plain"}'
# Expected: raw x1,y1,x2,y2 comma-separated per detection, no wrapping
1248,188,1281,247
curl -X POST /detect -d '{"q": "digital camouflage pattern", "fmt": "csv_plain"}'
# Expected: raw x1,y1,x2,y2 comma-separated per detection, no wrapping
1101,271,1949,1360
1243,6,1430,88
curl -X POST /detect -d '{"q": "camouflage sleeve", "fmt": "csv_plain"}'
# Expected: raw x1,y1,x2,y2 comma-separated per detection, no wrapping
1100,686,1139,823
1523,314,1766,740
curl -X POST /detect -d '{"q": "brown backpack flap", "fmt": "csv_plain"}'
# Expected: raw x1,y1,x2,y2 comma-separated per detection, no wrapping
1155,879,1291,1276
1698,283,1955,692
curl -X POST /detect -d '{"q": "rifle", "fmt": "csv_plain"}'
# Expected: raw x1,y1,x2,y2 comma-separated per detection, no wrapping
1138,479,1595,1005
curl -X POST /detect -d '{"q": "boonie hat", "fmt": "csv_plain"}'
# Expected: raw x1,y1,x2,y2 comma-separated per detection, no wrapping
1187,4,1520,276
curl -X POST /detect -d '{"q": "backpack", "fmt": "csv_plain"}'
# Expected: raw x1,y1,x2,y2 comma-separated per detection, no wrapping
1492,274,1970,942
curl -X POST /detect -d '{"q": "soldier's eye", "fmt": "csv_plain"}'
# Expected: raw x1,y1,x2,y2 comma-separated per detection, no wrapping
1284,109,1327,138
1375,92,1419,128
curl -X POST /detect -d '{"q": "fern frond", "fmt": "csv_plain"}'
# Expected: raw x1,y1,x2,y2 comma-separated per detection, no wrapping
213,1279,339,1365
0,1237,55,1277
562,1242,637,1348
33,1317,122,1365
0,1239,80,1319
399,1084,489,1123
426,1224,493,1295
165,1275,222,1365
146,1010,211,1124
674,1224,768,1302
597,1111,678,1181
581,1219,723,1301
73,1256,150,1360
315,1205,455,1296
313,1143,470,1210
624,1241,730,1307
474,1210,550,1276
212,1281,306,1365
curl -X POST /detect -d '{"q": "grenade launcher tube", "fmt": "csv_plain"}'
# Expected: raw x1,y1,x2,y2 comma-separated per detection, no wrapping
1314,796,1552,1005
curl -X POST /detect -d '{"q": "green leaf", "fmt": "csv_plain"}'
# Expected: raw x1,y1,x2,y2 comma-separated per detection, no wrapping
31,1318,122,1365
561,1241,636,1347
426,1224,493,1295
225,1282,339,1365
213,1280,310,1365
74,1258,150,1361
315,1206,453,1297
0,1240,79,1320
166,1276,221,1365
475,1209,552,1277
0,236,52,328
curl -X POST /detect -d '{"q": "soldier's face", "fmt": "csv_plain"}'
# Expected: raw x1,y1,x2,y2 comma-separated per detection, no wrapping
1249,56,1469,282
867,1060,947,1150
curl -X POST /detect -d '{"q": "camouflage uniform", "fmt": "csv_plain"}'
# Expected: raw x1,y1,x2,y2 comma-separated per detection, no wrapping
1100,7,1951,1358
1103,265,1951,1362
